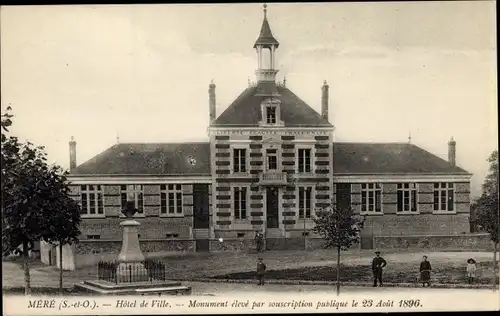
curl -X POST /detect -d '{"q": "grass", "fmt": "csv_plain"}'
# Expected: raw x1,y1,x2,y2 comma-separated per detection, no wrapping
211,261,500,285
2,256,44,269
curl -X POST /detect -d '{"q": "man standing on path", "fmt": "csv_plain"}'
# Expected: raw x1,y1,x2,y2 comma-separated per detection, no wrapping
372,251,387,287
256,257,267,286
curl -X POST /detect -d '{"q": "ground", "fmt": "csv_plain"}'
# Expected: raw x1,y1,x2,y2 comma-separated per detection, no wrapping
2,249,499,295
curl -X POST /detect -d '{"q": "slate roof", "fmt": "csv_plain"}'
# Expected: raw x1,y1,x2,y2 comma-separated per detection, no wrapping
70,142,470,176
71,143,211,176
333,142,469,175
212,83,333,127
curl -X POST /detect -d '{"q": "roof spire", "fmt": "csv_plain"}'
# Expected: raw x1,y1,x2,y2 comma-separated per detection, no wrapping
253,3,279,49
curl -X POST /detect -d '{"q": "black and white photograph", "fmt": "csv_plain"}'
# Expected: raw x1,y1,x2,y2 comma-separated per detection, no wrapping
1,1,498,314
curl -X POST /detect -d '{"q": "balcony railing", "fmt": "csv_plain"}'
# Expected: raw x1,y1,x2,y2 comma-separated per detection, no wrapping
259,171,288,186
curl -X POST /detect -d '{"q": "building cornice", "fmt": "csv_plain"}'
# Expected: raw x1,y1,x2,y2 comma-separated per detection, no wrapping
66,173,471,184
332,173,472,183
67,174,212,184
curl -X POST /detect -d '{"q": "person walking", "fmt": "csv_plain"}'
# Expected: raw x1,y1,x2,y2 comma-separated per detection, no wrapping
256,257,267,286
419,255,432,287
372,251,387,287
255,230,264,253
466,258,477,284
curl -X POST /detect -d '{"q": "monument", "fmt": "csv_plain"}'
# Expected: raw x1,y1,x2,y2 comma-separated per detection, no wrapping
74,202,192,295
116,201,149,282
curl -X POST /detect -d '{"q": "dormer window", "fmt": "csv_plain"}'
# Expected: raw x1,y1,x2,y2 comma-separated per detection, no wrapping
266,106,277,124
259,98,284,127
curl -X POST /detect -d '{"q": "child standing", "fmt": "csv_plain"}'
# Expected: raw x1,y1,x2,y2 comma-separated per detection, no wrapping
419,255,432,287
256,257,267,286
466,258,477,284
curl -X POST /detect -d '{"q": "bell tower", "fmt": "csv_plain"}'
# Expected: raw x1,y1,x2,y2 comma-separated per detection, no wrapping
254,4,280,83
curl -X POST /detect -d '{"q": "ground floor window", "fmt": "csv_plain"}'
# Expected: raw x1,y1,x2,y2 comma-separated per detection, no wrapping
361,183,382,213
434,183,454,212
120,184,144,214
397,183,418,213
80,185,104,216
234,187,247,219
160,184,183,215
298,186,312,219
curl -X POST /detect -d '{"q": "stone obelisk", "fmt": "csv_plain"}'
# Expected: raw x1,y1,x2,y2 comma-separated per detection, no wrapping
117,201,148,282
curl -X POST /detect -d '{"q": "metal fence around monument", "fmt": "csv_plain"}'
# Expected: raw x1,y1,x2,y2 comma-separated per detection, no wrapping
97,259,167,284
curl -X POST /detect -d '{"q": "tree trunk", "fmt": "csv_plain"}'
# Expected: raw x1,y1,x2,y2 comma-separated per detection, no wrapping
494,241,498,291
22,240,31,296
336,245,341,296
59,242,63,296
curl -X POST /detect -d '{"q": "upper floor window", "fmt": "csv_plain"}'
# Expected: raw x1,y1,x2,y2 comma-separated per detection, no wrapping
266,149,278,170
397,183,418,213
434,183,454,212
298,186,313,219
160,184,183,215
233,187,247,219
266,106,277,124
298,148,312,173
120,184,144,214
361,183,382,213
233,148,247,173
80,185,104,216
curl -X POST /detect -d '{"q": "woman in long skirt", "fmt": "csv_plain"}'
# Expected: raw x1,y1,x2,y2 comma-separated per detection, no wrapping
419,255,432,287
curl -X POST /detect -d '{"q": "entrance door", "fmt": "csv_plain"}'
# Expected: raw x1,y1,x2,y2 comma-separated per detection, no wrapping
336,183,351,210
266,187,279,229
193,184,209,229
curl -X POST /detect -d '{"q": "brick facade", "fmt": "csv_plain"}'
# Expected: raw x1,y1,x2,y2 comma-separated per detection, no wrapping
73,184,211,240
70,175,472,253
209,130,334,240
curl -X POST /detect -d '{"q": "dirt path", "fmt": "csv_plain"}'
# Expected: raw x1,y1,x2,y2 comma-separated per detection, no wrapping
3,250,498,288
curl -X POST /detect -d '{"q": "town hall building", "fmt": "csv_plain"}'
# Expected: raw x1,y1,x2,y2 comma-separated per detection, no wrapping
57,5,473,263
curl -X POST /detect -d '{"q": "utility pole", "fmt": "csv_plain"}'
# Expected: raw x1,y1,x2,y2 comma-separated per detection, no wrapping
303,213,307,250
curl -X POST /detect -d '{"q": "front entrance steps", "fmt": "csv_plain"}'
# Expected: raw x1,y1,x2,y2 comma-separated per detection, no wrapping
74,279,192,296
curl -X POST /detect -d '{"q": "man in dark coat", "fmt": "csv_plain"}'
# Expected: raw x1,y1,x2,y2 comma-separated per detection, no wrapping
256,257,267,286
419,255,432,287
255,230,264,252
372,251,387,287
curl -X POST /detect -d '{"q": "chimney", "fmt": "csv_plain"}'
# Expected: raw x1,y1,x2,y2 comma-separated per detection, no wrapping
448,137,456,166
209,80,216,124
69,136,77,171
321,80,329,121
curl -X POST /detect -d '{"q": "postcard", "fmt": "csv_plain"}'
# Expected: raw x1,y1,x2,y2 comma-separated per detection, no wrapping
1,2,498,315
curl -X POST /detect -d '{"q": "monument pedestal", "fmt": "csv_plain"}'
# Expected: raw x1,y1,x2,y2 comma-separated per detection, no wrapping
116,220,148,283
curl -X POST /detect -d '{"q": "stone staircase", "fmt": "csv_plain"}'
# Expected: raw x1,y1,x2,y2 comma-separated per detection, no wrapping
74,279,192,296
193,229,210,239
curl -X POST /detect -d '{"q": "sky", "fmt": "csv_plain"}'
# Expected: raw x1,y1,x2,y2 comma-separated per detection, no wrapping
1,2,497,198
